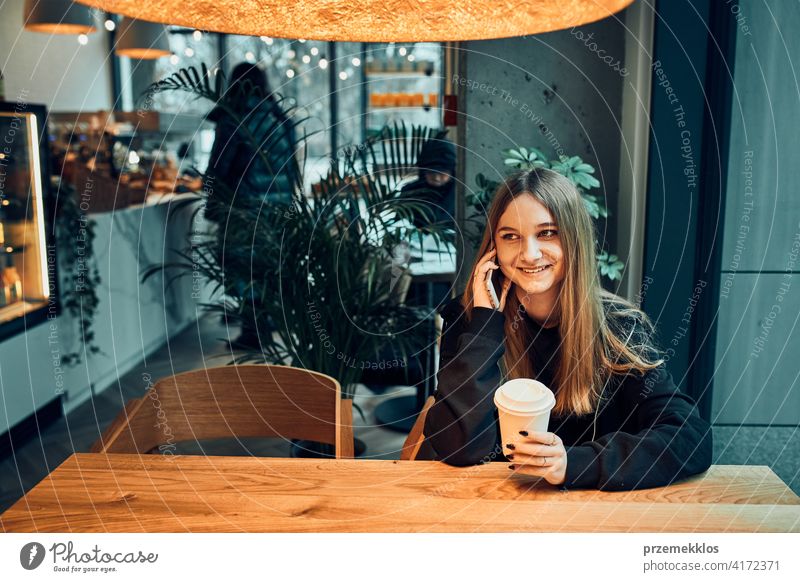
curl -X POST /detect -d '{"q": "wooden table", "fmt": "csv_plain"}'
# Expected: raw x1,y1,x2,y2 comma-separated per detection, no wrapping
2,454,798,532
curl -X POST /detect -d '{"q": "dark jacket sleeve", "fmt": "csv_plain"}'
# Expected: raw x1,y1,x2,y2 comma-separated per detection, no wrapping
423,303,506,466
564,364,713,491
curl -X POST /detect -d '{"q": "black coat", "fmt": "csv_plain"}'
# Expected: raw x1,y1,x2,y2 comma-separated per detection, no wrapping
206,95,298,200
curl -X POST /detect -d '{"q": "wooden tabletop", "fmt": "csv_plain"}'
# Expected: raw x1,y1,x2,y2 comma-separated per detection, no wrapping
2,454,798,532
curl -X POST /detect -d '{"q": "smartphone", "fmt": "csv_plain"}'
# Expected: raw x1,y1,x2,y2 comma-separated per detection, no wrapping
485,257,503,310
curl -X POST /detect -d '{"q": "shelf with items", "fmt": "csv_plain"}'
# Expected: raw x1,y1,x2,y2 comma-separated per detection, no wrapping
365,71,435,78
48,110,209,213
362,43,444,137
364,58,435,76
0,102,56,339
369,92,439,109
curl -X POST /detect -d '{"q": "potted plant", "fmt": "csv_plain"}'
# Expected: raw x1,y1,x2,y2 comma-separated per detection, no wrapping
143,65,453,455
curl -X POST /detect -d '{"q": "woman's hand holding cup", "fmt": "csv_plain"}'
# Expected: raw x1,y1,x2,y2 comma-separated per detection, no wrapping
506,431,567,486
473,249,512,310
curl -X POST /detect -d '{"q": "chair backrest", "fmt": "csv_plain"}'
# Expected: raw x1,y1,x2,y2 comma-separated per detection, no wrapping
400,312,444,460
400,395,436,461
92,365,354,458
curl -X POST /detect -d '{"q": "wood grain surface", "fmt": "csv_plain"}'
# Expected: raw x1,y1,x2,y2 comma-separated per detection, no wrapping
2,454,798,533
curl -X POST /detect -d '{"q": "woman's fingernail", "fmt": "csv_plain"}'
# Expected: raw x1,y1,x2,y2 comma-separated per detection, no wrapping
508,465,515,470
506,454,514,460
505,443,515,450
519,430,528,436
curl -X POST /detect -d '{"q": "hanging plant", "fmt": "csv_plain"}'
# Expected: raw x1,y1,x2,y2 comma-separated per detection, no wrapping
53,180,102,365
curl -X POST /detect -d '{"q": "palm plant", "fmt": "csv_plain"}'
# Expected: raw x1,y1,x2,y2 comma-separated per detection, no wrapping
143,65,452,399
470,146,624,281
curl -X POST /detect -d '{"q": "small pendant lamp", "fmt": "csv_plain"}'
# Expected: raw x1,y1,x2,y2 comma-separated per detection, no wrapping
74,0,635,42
114,17,171,59
24,0,97,35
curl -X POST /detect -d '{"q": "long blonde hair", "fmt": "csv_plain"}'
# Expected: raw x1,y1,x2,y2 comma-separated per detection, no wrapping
462,169,663,416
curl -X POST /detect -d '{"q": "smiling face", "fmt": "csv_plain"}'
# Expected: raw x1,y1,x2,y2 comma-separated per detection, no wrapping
494,193,565,309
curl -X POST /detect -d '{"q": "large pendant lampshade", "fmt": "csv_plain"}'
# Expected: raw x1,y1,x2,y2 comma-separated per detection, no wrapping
75,0,635,42
114,17,171,59
24,0,97,35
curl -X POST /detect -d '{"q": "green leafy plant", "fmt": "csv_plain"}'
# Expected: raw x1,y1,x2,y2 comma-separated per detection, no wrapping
143,65,452,399
471,147,624,281
52,179,102,365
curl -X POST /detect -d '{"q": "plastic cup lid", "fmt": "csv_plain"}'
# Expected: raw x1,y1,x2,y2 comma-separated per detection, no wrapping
494,379,555,414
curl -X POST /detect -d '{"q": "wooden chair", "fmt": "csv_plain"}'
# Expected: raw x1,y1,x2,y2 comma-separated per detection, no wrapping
399,395,435,460
399,311,444,460
91,365,354,458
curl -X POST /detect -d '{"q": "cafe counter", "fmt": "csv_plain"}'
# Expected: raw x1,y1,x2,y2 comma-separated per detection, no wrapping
0,193,210,437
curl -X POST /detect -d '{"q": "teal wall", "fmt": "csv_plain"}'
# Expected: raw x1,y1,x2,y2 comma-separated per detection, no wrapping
712,2,800,425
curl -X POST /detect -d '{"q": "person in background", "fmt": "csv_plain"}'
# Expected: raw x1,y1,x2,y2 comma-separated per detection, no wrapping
400,136,456,229
418,168,713,491
206,62,298,210
369,136,458,394
205,63,298,344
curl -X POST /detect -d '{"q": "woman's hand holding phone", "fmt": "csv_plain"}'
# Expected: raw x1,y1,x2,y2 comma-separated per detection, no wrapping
473,248,512,310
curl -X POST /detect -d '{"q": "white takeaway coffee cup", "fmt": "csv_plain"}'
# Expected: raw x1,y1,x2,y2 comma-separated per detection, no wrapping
493,379,556,449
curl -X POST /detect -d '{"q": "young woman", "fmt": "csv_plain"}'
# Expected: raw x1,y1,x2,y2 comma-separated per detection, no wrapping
420,169,712,491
